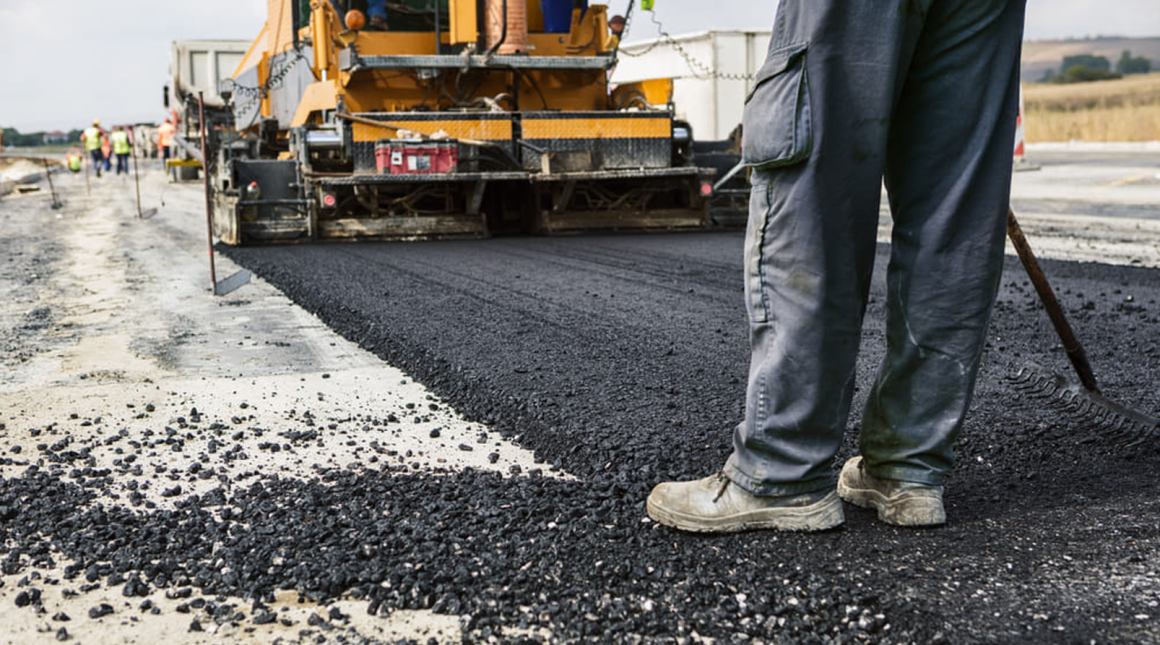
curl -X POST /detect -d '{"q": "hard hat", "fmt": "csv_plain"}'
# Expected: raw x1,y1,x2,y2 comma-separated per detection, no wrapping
93,119,100,126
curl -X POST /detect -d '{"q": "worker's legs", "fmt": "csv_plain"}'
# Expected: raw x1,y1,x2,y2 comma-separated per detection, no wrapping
365,0,387,29
90,150,103,177
116,154,129,175
859,0,1026,485
327,0,385,26
724,0,929,496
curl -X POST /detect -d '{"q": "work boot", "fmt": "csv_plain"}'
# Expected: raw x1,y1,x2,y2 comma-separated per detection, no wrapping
365,15,388,31
646,472,844,533
837,456,946,527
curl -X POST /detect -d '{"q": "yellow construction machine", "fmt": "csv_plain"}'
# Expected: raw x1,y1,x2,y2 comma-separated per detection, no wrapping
209,0,733,244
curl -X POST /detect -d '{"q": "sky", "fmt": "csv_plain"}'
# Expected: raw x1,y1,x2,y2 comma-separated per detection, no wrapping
1,0,1158,132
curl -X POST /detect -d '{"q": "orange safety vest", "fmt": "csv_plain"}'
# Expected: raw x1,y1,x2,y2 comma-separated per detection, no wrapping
158,122,176,148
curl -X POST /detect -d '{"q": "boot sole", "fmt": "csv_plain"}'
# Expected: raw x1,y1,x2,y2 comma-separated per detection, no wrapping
646,490,845,533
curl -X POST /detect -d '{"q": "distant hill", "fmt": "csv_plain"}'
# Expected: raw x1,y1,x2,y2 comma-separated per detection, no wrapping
1022,37,1160,83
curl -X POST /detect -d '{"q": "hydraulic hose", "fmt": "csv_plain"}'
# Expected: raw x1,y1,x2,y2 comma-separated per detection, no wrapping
485,0,508,58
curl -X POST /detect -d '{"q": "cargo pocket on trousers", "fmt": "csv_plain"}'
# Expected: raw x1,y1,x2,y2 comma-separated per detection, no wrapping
741,42,811,170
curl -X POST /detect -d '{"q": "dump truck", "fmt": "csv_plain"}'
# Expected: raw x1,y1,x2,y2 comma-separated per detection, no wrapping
207,0,741,244
166,40,252,175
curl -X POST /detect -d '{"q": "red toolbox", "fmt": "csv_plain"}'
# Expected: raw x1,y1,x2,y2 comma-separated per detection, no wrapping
375,139,459,174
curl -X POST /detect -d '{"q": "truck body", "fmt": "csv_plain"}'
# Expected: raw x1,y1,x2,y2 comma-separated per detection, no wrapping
167,40,251,171
168,39,251,115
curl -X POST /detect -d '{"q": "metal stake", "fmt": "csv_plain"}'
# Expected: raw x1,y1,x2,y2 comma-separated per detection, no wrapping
199,92,218,291
132,130,144,217
198,92,250,296
43,157,62,209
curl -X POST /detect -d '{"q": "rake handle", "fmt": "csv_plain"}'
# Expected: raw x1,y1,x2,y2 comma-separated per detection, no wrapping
1006,208,1100,393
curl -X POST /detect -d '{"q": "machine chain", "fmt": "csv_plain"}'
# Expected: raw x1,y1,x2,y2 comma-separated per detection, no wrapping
228,48,314,117
619,10,756,81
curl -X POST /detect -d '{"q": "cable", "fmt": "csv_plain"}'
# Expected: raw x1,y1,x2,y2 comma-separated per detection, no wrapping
515,69,549,110
614,88,651,109
619,9,755,81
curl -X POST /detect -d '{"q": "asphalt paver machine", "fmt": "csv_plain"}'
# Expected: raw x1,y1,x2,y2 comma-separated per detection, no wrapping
210,0,734,244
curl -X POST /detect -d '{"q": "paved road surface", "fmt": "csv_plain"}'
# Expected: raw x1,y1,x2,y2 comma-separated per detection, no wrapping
2,151,1159,644
1010,147,1160,221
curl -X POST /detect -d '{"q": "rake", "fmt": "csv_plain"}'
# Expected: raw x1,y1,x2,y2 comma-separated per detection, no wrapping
1005,208,1159,444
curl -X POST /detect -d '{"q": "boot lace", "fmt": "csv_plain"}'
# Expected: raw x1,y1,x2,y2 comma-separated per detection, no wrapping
712,471,730,503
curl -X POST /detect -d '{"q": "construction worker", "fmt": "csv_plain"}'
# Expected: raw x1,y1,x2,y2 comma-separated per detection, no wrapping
647,0,1027,531
67,149,84,173
81,120,105,178
111,126,132,175
326,0,387,30
365,0,388,30
100,132,113,173
158,118,176,166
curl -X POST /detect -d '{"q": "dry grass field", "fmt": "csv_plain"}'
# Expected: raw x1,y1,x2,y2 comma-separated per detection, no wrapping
1023,72,1160,142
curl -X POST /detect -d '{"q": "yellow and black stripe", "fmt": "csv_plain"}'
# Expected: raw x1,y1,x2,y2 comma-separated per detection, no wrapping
350,111,673,173
520,111,672,171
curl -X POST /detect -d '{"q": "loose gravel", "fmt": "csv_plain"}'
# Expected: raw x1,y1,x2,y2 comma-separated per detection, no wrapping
215,234,1160,644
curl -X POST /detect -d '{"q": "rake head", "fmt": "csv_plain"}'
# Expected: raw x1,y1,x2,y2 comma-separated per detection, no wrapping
1009,361,1159,446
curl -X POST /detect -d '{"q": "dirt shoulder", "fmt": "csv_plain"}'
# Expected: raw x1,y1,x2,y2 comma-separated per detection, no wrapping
0,167,555,644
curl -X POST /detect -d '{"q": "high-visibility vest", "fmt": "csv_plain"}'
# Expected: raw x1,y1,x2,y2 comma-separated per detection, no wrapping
158,123,176,147
112,131,131,154
83,127,101,151
68,155,83,171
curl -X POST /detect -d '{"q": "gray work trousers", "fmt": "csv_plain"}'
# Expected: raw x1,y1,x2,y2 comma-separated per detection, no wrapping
724,0,1027,496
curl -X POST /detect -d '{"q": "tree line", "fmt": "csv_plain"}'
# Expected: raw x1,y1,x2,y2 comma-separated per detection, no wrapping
1040,50,1154,84
1,127,84,147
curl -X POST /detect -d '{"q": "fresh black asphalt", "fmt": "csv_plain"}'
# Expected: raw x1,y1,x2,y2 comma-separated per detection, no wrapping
217,233,1160,643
